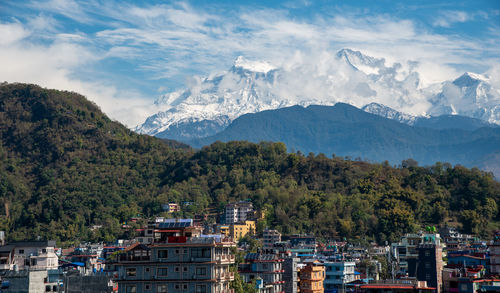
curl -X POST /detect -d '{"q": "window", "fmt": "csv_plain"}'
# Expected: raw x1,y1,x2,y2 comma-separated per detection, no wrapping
262,264,268,270
196,267,206,275
157,284,167,293
126,285,137,293
127,268,137,276
42,248,47,254
196,284,207,293
175,249,180,254
425,250,431,257
145,284,151,290
175,284,180,290
19,249,24,254
46,285,51,292
183,267,188,272
425,262,431,269
175,266,180,272
145,267,150,273
158,250,168,259
191,248,211,258
426,273,431,280
183,249,188,254
158,267,168,276
183,284,188,290
52,286,57,292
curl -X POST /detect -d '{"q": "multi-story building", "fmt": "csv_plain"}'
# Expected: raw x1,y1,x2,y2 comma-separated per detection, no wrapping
299,261,325,293
111,219,236,293
283,256,300,293
408,244,443,293
225,202,253,224
0,241,58,271
230,221,256,241
263,229,282,250
239,253,284,293
391,232,442,274
489,231,500,276
323,261,356,293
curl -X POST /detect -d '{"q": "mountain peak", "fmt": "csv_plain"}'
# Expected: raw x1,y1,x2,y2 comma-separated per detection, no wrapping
233,56,276,73
453,72,488,87
336,48,385,75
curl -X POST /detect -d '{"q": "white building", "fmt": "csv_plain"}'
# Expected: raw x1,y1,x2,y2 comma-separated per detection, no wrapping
263,229,282,249
323,261,356,293
225,202,253,224
0,241,58,271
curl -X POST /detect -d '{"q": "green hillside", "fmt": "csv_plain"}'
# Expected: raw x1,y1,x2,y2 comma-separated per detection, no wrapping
0,83,499,244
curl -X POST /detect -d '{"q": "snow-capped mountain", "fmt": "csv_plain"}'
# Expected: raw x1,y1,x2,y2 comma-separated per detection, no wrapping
429,72,500,124
136,48,500,141
362,102,418,125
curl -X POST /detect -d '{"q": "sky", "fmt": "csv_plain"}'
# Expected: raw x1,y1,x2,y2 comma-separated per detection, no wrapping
1,0,499,127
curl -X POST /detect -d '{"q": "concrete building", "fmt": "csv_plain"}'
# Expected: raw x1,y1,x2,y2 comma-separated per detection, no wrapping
230,221,256,241
323,261,356,293
225,202,253,224
0,270,59,293
283,256,300,293
391,233,441,274
489,231,500,276
0,241,58,271
239,253,284,293
299,261,325,293
263,230,282,250
408,244,443,293
359,279,436,293
111,219,236,293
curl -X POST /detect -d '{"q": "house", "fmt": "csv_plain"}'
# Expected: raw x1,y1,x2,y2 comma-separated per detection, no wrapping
110,219,236,293
0,241,58,271
239,253,285,293
299,260,325,293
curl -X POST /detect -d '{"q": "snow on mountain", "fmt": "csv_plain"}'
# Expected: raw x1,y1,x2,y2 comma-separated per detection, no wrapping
362,102,418,125
135,48,500,141
429,72,500,124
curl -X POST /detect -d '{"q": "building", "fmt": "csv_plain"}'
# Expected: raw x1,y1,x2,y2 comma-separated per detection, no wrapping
323,261,356,293
239,253,284,293
489,231,500,276
283,256,300,293
0,270,60,293
163,203,180,213
111,219,236,293
408,244,443,293
263,229,282,250
359,279,436,293
230,220,256,241
299,261,325,293
0,241,58,271
391,233,442,274
225,202,253,224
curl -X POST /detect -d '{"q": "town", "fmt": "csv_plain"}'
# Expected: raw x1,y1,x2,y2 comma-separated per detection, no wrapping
0,201,499,293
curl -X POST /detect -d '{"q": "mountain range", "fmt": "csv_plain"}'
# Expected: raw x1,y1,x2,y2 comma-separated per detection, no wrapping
189,103,500,177
136,48,500,142
1,83,499,242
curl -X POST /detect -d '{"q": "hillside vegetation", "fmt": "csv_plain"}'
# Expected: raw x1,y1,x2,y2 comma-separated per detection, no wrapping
0,83,499,244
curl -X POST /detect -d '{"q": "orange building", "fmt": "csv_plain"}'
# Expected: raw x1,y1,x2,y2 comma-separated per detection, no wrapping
300,261,325,293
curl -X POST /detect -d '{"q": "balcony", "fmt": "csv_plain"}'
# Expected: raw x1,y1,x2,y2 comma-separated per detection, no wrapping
216,271,235,281
215,254,235,263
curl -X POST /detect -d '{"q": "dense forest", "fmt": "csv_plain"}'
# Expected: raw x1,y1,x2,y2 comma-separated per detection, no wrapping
0,83,499,245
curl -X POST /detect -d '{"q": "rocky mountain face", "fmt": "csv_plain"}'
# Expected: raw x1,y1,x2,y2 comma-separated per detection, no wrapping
136,49,500,141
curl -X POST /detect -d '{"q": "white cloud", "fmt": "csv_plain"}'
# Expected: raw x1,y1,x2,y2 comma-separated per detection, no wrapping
2,1,499,127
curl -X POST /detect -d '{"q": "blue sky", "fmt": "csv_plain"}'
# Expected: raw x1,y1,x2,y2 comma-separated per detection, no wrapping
0,0,499,126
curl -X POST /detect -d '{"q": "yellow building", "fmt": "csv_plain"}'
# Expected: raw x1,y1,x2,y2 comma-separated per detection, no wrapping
218,225,230,237
230,220,256,241
300,261,325,293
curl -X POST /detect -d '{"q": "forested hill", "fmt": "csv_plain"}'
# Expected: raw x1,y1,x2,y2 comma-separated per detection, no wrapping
0,83,499,244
